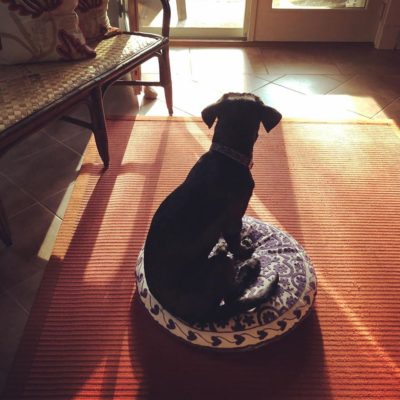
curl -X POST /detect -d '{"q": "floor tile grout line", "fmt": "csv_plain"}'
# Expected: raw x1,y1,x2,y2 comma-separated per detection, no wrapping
0,134,83,220
258,47,271,76
265,81,311,96
3,269,47,315
149,97,203,117
324,74,357,95
21,196,65,223
258,47,271,75
0,284,29,316
43,129,91,159
0,173,41,218
251,77,372,120
327,74,355,84
250,82,275,93
0,132,57,170
0,129,83,181
253,74,283,83
2,175,69,222
331,55,346,76
271,74,355,96
309,73,396,119
369,95,400,120
343,109,373,120
39,184,78,221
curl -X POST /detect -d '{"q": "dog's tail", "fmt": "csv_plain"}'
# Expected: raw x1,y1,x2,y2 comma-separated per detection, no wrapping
213,272,279,322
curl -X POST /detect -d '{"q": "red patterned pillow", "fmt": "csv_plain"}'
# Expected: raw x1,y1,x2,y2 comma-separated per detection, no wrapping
76,0,120,43
0,0,96,64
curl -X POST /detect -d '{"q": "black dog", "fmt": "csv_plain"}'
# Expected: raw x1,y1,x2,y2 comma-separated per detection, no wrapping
144,93,282,323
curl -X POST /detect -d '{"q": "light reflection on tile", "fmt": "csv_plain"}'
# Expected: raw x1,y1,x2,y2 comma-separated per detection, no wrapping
274,74,344,95
328,74,400,118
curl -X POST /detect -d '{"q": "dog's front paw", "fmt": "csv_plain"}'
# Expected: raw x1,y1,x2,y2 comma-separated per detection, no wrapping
235,236,256,259
241,236,254,250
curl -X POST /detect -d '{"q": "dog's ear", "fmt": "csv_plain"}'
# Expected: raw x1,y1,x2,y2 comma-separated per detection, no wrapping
260,105,282,133
201,102,221,128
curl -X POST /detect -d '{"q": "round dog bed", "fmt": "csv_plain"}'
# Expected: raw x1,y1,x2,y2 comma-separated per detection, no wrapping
136,216,317,350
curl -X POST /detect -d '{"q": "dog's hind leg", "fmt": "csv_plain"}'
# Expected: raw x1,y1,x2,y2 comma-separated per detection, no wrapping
175,251,237,324
223,257,260,304
235,270,279,311
236,257,261,287
214,269,279,322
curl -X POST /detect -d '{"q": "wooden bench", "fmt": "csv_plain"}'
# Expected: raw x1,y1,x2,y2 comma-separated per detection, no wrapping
0,0,173,246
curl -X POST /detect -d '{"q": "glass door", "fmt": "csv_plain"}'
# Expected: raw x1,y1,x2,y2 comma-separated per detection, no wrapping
252,0,383,42
138,0,251,39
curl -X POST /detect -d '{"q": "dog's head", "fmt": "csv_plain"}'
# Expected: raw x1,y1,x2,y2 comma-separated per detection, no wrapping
201,93,282,155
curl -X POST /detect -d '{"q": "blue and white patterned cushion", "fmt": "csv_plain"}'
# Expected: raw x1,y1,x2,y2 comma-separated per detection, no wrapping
136,216,317,350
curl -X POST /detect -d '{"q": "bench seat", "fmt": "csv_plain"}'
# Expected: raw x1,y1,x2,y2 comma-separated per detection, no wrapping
0,32,172,164
1,33,166,132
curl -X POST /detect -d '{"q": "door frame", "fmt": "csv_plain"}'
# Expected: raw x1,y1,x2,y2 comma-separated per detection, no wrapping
247,0,386,44
138,0,251,40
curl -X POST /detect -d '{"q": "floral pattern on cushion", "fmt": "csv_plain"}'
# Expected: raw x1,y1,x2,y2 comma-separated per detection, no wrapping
76,0,120,43
0,0,95,64
137,216,318,350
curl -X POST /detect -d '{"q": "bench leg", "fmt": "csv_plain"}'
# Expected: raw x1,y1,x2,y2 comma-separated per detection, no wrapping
0,198,12,246
159,46,173,116
87,86,110,169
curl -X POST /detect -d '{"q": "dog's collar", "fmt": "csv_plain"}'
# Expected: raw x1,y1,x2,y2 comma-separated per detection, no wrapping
210,142,253,169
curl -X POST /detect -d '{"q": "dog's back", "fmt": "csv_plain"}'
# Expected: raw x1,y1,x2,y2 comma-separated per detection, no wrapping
144,150,254,303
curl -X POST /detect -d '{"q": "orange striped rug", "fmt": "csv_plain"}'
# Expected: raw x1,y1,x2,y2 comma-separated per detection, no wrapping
3,117,400,399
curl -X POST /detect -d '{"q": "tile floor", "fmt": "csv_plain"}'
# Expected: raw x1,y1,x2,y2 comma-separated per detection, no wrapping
1,43,400,393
